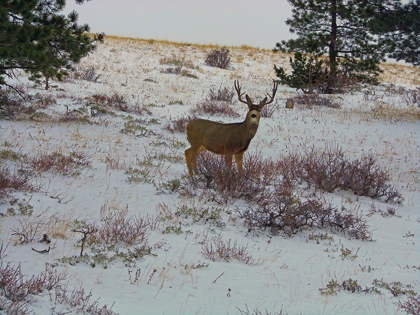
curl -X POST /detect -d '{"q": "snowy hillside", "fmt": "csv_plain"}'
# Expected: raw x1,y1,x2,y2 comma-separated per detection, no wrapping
1,36,419,315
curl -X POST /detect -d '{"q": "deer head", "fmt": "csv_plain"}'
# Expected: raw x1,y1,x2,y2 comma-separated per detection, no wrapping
185,80,278,175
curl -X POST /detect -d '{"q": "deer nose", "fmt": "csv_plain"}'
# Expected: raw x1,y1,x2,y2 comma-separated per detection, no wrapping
251,114,257,118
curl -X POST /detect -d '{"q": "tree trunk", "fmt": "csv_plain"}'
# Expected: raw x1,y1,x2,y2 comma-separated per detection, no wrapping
328,0,338,93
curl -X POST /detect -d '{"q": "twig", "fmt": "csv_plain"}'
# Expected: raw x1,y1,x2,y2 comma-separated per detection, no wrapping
154,280,164,299
31,246,50,254
212,272,224,283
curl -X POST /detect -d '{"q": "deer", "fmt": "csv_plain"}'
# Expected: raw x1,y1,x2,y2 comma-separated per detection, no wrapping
185,80,278,175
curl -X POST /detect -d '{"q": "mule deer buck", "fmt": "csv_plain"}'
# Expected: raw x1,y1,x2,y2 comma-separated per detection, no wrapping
185,80,278,175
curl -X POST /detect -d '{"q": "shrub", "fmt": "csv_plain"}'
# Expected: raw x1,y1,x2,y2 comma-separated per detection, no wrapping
205,48,231,69
164,115,196,133
71,67,101,82
275,52,367,94
190,100,239,117
292,93,342,109
93,207,149,246
0,167,37,198
242,184,372,240
398,295,420,315
90,93,129,112
0,91,25,120
207,85,235,102
0,263,69,314
260,104,276,118
277,146,403,203
30,151,91,177
237,305,289,315
184,151,276,203
201,236,260,264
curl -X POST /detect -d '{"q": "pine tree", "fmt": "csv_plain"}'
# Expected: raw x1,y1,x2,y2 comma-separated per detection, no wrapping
365,0,420,66
275,0,384,93
0,0,103,90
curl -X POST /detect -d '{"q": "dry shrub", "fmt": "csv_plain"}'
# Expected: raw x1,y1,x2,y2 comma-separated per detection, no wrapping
0,91,25,120
207,85,235,102
0,263,67,314
183,145,401,239
243,185,372,240
292,93,342,109
185,151,276,203
201,236,260,264
53,284,116,315
33,92,57,109
260,104,276,118
278,146,403,203
72,66,101,82
205,48,231,69
90,93,129,112
92,207,149,246
30,151,91,177
190,100,239,117
398,295,420,315
0,167,37,198
0,261,116,314
164,115,196,133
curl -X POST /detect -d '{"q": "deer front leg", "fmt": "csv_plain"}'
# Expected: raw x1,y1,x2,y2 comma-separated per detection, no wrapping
234,152,244,173
224,154,233,171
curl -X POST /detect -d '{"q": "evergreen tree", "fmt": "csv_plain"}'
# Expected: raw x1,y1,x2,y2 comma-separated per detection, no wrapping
0,0,103,90
365,0,420,66
275,0,384,93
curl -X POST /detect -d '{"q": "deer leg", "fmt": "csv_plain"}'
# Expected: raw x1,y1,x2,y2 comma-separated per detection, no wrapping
234,152,244,173
224,154,233,171
189,146,202,175
185,148,194,176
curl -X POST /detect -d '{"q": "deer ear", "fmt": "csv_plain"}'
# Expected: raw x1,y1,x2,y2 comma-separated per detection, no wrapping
259,97,268,105
245,94,253,106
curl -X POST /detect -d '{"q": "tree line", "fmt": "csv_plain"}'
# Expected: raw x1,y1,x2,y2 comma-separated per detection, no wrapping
0,0,418,94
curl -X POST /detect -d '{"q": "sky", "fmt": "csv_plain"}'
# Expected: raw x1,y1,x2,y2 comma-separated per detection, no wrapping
64,0,294,49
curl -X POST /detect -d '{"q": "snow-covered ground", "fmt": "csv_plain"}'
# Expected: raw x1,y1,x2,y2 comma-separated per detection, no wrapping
1,37,419,315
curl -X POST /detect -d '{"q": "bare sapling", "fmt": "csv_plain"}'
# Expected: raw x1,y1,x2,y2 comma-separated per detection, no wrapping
185,80,278,175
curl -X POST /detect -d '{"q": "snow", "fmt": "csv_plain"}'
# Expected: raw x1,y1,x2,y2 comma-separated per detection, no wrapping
1,37,419,315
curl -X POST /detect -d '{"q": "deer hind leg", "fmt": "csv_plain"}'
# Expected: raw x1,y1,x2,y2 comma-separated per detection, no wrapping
185,147,194,175
185,146,201,175
234,152,244,173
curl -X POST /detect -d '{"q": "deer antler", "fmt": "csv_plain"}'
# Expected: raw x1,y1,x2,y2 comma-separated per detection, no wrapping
234,80,249,105
259,80,279,106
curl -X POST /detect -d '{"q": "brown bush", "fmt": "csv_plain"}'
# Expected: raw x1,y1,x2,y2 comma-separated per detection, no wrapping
205,48,231,69
201,236,260,264
92,208,149,246
190,100,239,117
0,167,37,198
30,151,91,177
398,295,420,315
292,93,342,109
207,85,235,102
0,91,25,120
184,151,276,203
242,184,372,240
277,146,403,204
164,115,196,133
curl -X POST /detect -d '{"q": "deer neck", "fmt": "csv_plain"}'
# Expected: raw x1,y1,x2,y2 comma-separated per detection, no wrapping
241,114,260,141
